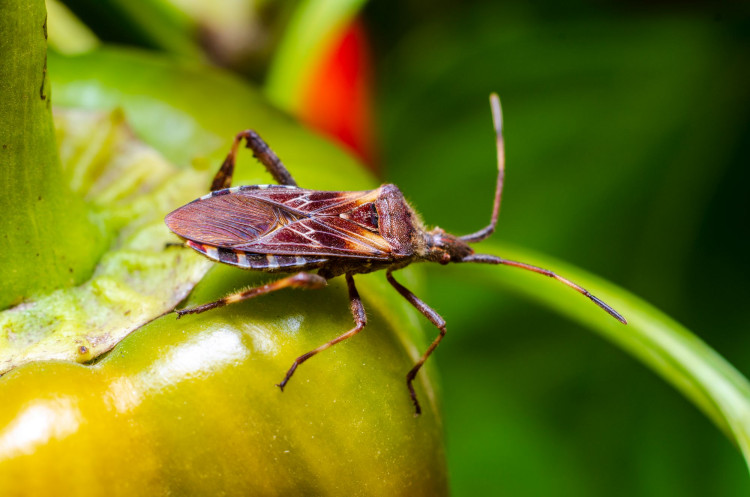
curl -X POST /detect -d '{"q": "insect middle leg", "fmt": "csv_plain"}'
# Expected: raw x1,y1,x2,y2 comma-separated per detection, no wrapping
211,130,298,191
175,272,326,318
386,270,447,416
277,273,367,391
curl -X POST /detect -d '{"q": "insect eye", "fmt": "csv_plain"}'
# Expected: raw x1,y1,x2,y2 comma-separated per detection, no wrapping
440,253,451,265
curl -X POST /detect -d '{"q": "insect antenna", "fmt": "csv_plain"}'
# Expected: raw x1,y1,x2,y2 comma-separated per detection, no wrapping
460,93,505,244
461,253,627,324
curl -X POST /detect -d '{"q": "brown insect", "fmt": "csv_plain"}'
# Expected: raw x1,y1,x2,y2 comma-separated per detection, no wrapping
165,94,626,415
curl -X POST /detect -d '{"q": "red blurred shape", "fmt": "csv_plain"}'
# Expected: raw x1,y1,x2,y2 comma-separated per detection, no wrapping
299,18,377,170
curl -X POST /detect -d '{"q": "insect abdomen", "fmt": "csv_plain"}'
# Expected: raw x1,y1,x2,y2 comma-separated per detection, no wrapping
186,241,327,272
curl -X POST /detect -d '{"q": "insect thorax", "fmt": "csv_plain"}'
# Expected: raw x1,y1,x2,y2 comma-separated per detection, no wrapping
374,184,427,258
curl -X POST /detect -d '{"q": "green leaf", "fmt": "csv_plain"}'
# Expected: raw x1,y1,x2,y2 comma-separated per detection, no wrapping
468,241,750,471
0,109,211,373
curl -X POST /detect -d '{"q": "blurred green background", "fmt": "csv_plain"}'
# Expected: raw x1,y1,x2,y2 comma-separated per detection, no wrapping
365,1,750,495
49,0,750,494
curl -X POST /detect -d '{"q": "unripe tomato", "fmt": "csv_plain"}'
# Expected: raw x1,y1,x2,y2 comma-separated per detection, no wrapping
0,48,447,496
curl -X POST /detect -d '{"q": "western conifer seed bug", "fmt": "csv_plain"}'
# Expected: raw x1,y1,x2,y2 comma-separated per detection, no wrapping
165,94,627,416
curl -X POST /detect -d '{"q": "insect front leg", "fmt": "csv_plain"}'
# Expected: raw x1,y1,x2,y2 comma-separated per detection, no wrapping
277,273,367,391
175,272,326,318
386,270,447,416
211,130,298,191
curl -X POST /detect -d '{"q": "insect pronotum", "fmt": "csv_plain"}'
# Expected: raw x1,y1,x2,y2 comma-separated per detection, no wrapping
165,94,626,415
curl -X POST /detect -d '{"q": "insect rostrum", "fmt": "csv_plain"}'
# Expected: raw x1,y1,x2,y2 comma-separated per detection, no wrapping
165,94,626,416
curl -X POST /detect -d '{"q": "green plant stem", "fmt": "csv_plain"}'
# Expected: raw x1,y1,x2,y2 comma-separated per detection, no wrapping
0,0,106,309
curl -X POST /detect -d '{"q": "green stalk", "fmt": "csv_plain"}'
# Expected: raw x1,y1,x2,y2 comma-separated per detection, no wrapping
0,0,106,309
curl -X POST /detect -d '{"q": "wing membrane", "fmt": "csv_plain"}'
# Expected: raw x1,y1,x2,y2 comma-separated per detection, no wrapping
166,186,393,259
165,193,288,247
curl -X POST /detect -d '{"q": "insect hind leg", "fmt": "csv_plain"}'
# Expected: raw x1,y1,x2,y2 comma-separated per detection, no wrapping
277,273,367,391
386,270,447,416
175,272,326,318
211,130,298,191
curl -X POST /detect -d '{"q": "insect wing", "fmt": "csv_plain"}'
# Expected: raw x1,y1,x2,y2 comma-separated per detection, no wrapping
166,186,393,259
236,215,391,259
165,191,284,247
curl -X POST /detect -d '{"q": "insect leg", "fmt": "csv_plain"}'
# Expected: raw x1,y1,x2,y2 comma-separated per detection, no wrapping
386,270,446,416
175,272,326,318
277,273,367,391
211,130,297,191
